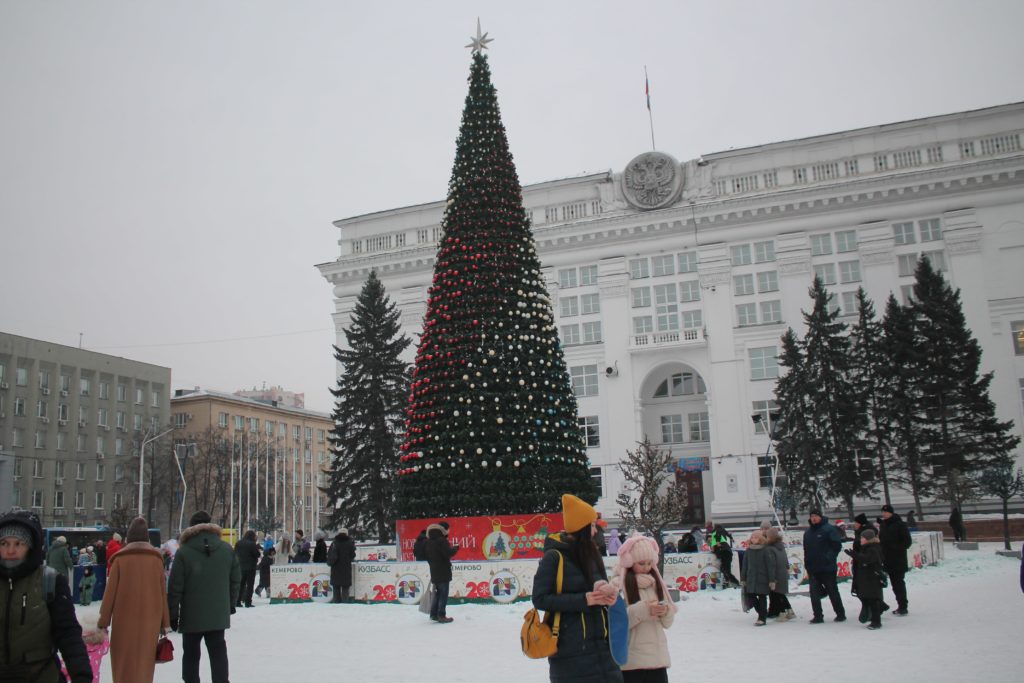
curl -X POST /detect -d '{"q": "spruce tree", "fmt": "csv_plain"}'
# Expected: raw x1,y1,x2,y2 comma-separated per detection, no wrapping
848,287,892,504
772,328,824,510
396,39,593,518
881,294,931,514
800,277,869,517
910,257,1020,509
325,271,411,543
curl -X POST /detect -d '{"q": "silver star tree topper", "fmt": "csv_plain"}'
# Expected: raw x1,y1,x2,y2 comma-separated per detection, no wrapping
466,18,493,52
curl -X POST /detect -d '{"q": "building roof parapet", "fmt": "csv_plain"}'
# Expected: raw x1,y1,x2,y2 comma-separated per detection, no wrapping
171,388,331,420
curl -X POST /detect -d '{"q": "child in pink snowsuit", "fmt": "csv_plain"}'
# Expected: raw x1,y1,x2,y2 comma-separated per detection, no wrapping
62,619,109,683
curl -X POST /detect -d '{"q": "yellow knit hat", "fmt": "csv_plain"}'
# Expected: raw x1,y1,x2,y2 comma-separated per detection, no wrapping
561,494,598,533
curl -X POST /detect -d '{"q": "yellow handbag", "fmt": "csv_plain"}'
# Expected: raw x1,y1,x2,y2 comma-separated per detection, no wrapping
521,551,563,659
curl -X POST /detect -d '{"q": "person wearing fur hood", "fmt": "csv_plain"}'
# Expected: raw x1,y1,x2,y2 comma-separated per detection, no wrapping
844,528,886,629
611,533,677,681
740,530,775,626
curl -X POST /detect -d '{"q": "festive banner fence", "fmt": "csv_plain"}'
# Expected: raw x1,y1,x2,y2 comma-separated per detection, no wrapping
269,531,942,604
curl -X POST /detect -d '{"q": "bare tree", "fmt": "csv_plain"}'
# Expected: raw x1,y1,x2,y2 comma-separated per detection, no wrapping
616,437,688,570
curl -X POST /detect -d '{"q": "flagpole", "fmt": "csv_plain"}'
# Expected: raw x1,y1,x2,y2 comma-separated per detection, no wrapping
645,66,656,151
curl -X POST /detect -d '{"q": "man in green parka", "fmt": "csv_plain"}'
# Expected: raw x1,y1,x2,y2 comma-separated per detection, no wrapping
168,510,241,683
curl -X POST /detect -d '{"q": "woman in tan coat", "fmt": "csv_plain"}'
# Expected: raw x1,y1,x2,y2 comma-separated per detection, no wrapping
98,516,170,683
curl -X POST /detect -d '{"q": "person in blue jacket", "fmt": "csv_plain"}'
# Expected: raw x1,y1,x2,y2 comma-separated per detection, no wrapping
803,509,846,624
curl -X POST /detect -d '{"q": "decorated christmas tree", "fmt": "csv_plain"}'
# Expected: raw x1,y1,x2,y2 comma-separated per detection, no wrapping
396,26,594,518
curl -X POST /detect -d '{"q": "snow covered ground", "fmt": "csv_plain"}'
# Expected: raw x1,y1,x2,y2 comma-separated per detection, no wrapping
76,543,1023,683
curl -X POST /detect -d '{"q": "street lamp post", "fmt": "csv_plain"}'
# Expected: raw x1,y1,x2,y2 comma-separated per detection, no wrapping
752,412,783,529
174,443,193,534
138,427,175,516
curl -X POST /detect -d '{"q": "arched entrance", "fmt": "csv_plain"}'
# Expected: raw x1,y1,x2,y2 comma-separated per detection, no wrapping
639,364,711,526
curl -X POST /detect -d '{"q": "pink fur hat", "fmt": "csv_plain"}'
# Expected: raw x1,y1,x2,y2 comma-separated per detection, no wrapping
617,534,659,570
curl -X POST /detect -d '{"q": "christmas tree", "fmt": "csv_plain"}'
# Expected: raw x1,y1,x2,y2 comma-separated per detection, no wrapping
396,26,594,518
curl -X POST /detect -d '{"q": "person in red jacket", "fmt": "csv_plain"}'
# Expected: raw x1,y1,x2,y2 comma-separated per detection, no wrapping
105,532,123,561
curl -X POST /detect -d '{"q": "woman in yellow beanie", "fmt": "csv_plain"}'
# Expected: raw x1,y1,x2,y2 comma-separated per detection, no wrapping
531,494,623,682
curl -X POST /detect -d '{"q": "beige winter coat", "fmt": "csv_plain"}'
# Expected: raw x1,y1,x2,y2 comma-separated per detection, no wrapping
612,573,676,671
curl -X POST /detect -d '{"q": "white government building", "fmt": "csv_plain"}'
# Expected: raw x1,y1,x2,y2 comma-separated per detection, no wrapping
317,102,1024,524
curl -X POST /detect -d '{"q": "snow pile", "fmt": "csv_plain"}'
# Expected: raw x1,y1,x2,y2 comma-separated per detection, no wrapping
76,543,1022,682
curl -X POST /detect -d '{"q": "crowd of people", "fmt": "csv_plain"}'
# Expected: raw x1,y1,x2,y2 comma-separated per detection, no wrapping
0,500,985,683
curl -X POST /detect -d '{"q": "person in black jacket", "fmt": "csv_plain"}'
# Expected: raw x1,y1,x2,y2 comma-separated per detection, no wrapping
327,529,356,603
949,507,967,542
878,504,913,615
850,513,876,598
845,528,886,629
312,532,328,563
413,528,428,561
234,530,261,608
255,548,275,598
532,494,622,683
424,522,459,622
0,508,93,683
803,509,846,624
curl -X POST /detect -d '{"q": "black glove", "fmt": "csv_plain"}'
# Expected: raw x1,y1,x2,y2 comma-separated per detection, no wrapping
170,617,178,632
230,605,236,615
843,549,854,557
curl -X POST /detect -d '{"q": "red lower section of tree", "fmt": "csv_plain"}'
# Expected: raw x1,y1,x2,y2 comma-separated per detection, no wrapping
396,512,565,562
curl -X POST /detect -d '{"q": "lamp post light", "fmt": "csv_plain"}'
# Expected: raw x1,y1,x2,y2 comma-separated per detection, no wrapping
752,412,783,529
174,443,194,534
138,427,175,516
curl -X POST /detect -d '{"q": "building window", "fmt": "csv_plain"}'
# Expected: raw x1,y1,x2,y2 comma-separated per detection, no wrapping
757,454,775,489
234,415,244,430
893,222,916,245
14,398,25,417
219,412,228,428
53,490,64,509
736,303,758,327
809,234,833,256
77,463,86,480
793,167,807,184
679,280,701,302
559,296,579,318
305,427,313,443
841,291,859,316
835,230,857,253
582,321,602,344
133,414,143,430
279,422,287,437
151,391,160,408
660,415,684,444
919,218,942,242
80,378,91,396
33,459,44,478
36,400,47,419
97,408,108,427
580,293,600,315
12,428,23,447
730,245,752,266
900,284,915,305
678,251,698,273
249,417,259,433
95,463,105,481
96,437,105,455
631,287,651,308
629,258,650,280
959,141,975,158
1011,321,1024,355
813,263,837,285
897,253,918,278
317,429,326,443
95,492,104,510
844,159,860,176
578,416,600,447
760,300,782,324
757,271,778,293
135,388,144,405
32,490,43,508
654,284,678,332
558,268,577,289
688,412,710,442
579,265,598,286
38,371,50,391
570,365,599,397
681,310,703,329
874,154,889,171
98,382,109,400
16,367,28,386
926,146,943,163
56,432,66,451
653,372,706,398
561,325,580,346
34,431,45,449
838,260,861,283
115,438,124,456
749,347,779,380
114,464,125,482
652,254,675,277
590,467,603,498
633,316,653,334
752,400,779,434
754,241,775,263
922,250,946,272
733,274,755,296
117,384,127,401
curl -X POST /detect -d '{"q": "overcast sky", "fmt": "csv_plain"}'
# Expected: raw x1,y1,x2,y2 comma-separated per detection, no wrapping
2,1,1022,413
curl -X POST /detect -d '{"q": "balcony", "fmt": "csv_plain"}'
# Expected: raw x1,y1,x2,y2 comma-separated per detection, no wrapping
629,327,706,351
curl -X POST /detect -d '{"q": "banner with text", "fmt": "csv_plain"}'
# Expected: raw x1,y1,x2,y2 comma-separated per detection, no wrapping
395,513,564,562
